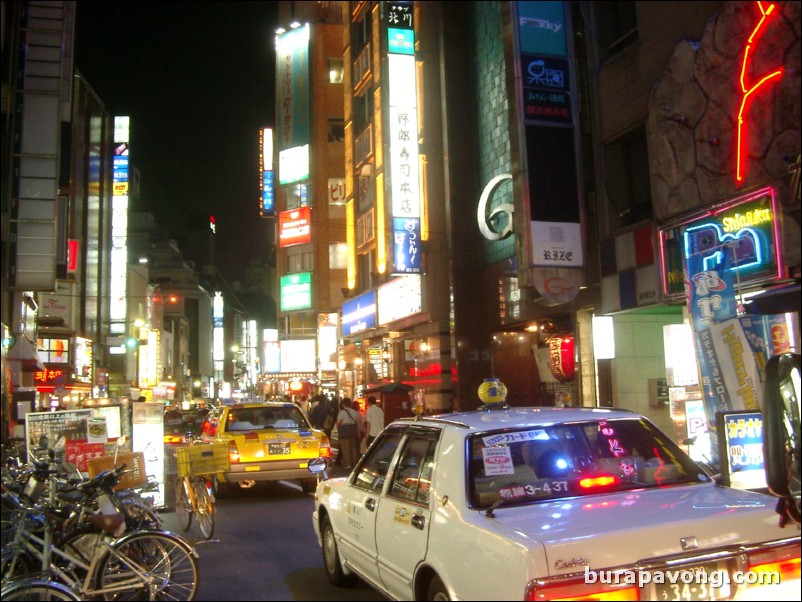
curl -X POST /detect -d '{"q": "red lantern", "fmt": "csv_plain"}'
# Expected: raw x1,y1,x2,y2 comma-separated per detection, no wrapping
549,335,575,383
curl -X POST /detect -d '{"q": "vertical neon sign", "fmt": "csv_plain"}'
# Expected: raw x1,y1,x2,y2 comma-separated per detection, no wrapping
736,1,783,183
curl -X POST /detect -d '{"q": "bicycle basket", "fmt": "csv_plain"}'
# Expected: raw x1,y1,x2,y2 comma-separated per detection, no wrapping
87,452,148,491
175,444,229,477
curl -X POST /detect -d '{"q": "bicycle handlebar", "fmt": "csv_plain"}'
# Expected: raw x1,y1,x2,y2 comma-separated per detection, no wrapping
76,462,127,492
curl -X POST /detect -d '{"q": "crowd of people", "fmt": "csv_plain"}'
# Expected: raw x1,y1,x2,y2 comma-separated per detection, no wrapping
300,393,385,470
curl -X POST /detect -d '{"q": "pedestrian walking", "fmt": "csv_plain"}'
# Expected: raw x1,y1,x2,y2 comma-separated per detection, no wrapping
310,395,330,433
364,395,384,448
336,397,362,470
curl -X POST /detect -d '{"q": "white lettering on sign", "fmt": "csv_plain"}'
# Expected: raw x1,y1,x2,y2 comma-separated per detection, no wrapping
477,174,514,240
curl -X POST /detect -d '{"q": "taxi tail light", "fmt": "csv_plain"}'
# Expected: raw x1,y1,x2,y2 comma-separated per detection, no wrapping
318,437,332,459
228,441,240,464
525,575,639,601
746,541,801,586
244,432,259,440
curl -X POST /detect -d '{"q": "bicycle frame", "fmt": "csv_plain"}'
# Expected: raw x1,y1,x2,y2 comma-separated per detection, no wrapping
3,508,196,599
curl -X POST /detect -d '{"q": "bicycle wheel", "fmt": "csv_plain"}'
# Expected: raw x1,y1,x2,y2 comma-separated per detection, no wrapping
174,477,192,532
57,524,107,580
192,479,215,539
124,502,162,531
1,578,80,601
93,531,199,601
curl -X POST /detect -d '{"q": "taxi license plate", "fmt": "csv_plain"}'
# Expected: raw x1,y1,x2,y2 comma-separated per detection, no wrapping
652,564,731,601
268,442,291,455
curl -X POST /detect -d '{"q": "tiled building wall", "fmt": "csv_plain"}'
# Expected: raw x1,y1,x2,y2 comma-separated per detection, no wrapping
611,312,685,435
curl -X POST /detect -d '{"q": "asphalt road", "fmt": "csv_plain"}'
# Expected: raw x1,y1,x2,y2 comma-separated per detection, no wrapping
159,470,388,601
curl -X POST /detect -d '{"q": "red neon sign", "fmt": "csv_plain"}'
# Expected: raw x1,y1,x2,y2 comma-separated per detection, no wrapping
736,1,783,183
67,239,79,272
35,368,65,385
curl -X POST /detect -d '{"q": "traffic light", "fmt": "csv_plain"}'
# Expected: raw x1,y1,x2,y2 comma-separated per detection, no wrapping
126,337,139,349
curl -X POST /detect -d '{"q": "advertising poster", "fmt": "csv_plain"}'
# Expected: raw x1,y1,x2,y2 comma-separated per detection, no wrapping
716,411,766,491
683,242,738,466
132,401,165,506
739,314,794,385
707,318,761,412
24,409,105,471
684,399,712,465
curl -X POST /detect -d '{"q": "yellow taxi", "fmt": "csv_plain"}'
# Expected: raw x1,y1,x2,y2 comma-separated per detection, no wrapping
200,401,331,493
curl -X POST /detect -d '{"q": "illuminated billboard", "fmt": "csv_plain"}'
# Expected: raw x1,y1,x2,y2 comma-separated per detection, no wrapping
279,207,312,247
342,290,377,335
275,24,310,185
378,275,422,325
386,4,422,275
280,339,316,372
392,217,421,274
110,116,130,323
259,127,275,217
280,272,312,311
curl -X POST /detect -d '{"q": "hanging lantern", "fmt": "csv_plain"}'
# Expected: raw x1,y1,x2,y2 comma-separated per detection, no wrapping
549,335,575,383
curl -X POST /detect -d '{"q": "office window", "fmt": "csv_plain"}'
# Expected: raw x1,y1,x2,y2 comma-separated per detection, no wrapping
357,208,374,247
286,183,310,209
329,242,347,270
604,125,652,227
328,119,345,143
328,58,343,84
287,251,314,273
37,337,70,364
353,91,373,135
593,1,638,60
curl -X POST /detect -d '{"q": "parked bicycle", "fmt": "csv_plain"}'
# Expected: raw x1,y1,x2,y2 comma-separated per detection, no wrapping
1,463,200,600
174,439,229,539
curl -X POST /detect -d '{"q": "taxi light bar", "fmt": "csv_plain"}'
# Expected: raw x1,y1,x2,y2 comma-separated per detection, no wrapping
163,435,183,444
525,576,639,601
579,474,620,489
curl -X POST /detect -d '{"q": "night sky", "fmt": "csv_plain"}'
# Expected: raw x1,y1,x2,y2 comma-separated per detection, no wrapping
74,2,279,283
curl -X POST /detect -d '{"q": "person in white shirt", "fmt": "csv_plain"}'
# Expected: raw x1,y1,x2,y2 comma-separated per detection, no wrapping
364,396,385,447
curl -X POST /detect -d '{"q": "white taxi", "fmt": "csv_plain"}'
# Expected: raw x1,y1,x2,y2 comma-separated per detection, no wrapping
309,406,800,601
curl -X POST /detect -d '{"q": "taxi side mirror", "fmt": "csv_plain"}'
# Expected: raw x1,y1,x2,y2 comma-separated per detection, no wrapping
762,352,801,525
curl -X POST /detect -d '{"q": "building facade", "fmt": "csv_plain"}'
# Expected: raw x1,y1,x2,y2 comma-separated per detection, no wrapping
273,1,799,458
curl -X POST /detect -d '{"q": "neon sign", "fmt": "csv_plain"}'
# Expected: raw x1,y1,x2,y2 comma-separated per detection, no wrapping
659,187,781,298
736,2,783,183
35,368,65,385
683,222,763,272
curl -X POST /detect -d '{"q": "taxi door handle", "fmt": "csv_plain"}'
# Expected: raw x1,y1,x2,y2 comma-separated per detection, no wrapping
365,498,377,512
411,514,425,530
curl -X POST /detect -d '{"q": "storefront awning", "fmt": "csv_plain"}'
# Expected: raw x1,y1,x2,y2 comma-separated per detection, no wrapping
744,282,801,315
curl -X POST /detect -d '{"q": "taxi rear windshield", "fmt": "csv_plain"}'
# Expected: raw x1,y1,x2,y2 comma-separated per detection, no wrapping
227,406,308,431
468,418,708,507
